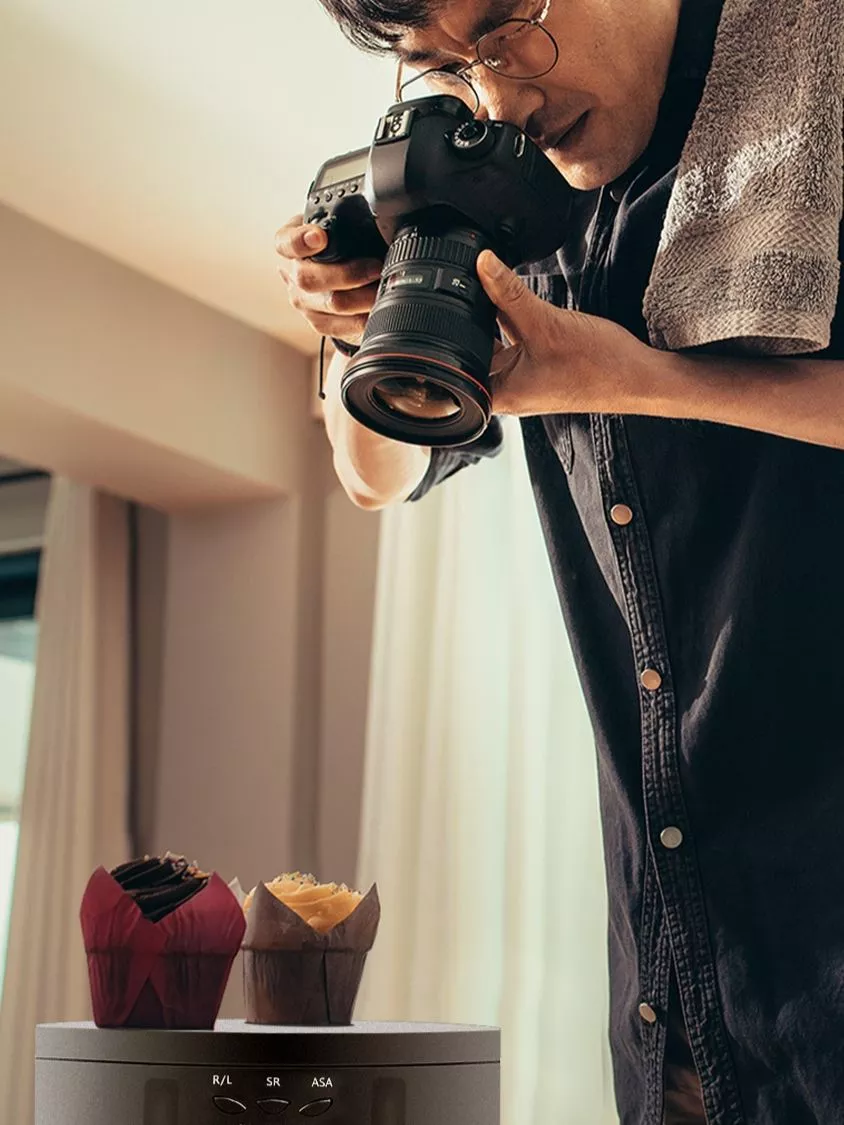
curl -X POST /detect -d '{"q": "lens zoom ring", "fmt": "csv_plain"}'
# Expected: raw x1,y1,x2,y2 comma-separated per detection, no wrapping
385,235,479,271
363,301,493,364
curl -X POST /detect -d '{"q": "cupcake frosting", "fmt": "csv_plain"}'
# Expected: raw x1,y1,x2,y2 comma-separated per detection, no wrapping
244,872,363,934
111,852,209,923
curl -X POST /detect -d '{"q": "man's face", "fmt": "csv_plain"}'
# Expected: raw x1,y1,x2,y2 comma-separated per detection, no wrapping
395,0,682,190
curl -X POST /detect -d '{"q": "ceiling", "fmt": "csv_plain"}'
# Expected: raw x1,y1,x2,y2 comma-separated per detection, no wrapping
0,0,397,354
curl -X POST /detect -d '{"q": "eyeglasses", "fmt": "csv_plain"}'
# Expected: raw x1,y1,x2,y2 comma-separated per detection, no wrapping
395,0,558,114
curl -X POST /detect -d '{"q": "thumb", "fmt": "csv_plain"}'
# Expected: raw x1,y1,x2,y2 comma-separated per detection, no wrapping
476,250,546,344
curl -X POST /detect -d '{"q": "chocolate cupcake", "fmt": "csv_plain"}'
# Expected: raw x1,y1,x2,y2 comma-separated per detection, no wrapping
242,873,380,1026
80,852,245,1029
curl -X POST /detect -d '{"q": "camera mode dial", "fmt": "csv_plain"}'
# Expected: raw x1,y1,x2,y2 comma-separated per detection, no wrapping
450,121,496,157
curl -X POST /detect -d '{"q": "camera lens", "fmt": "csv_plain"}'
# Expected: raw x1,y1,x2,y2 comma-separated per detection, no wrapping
340,214,497,447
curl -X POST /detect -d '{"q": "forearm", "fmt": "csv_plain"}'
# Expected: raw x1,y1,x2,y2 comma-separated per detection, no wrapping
322,350,431,509
625,347,844,451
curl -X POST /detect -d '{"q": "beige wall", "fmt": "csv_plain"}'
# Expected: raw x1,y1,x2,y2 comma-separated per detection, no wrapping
0,204,308,508
153,497,307,882
137,443,381,885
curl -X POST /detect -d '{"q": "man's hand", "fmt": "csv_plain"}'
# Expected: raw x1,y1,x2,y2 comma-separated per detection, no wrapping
476,249,844,451
275,214,384,346
476,250,652,417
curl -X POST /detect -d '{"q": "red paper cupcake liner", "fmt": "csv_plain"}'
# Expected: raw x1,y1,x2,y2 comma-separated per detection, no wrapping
81,866,245,1029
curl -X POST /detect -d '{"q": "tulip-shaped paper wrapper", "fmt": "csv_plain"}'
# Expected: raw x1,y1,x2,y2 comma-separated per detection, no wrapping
80,854,246,1029
242,875,380,1025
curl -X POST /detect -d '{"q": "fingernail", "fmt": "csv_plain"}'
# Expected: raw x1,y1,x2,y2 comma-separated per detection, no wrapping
304,229,324,249
482,251,505,278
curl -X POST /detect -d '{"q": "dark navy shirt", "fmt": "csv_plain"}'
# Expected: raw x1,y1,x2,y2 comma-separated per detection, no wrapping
410,2,844,1122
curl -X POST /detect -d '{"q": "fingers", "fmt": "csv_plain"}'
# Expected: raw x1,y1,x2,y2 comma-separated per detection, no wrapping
280,256,384,293
305,312,371,344
288,281,380,319
274,216,326,260
275,212,384,347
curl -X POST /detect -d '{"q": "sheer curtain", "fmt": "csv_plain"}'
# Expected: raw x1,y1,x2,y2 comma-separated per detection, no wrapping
0,480,131,1124
355,420,618,1125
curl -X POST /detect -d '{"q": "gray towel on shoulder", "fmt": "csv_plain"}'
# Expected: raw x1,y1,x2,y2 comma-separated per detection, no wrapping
643,0,844,355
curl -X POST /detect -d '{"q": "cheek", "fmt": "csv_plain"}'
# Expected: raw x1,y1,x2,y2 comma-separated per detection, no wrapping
548,50,623,110
548,10,643,110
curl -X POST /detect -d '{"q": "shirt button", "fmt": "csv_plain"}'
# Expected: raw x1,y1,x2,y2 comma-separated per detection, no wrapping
660,826,684,850
610,503,634,526
640,668,663,691
638,1002,658,1024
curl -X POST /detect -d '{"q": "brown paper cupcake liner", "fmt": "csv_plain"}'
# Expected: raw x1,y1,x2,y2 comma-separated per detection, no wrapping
244,949,370,1025
242,882,380,1026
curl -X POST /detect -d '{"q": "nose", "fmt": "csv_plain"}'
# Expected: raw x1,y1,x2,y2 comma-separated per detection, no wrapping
473,72,544,131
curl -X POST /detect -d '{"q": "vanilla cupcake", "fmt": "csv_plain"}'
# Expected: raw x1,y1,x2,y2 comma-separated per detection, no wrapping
241,872,379,1025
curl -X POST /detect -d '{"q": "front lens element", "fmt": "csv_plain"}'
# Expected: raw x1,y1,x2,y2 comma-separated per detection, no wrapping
372,377,462,420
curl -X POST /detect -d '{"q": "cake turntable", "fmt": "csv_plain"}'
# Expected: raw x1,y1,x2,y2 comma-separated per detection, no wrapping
35,1019,500,1125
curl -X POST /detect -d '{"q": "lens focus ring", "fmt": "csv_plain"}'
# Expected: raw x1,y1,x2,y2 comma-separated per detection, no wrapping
363,300,493,368
385,234,479,272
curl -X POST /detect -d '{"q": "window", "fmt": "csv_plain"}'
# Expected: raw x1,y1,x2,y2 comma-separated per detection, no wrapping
0,552,40,1003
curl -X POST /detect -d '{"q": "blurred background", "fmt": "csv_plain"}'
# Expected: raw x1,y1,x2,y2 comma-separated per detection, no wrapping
0,1,616,1122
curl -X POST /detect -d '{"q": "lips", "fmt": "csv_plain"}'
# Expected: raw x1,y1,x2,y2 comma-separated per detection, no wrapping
546,112,589,150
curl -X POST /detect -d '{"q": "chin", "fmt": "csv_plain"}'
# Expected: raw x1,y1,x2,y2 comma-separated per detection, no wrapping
546,154,622,191
544,113,651,192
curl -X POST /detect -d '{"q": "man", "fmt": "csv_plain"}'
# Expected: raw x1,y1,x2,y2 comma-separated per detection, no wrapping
276,1,844,1121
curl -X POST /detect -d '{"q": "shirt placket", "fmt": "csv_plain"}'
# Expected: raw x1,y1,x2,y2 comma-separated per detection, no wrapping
590,412,746,1125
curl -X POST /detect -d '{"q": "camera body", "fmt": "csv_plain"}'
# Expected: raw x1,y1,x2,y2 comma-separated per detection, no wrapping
305,96,573,446
306,95,572,269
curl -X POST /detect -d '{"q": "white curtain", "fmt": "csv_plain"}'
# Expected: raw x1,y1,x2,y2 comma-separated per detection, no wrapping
355,420,618,1125
0,480,131,1123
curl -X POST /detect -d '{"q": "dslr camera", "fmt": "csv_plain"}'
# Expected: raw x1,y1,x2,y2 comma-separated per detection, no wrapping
306,95,572,447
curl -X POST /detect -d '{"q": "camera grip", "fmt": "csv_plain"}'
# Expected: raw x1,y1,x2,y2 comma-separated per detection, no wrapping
305,194,387,266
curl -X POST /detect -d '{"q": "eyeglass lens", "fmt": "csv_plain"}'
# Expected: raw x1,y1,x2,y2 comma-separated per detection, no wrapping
400,19,557,108
477,19,556,77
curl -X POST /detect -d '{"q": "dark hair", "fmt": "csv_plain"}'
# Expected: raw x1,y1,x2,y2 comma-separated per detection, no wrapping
316,0,441,53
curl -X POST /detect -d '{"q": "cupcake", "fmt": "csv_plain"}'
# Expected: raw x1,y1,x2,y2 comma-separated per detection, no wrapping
241,872,380,1025
80,852,245,1029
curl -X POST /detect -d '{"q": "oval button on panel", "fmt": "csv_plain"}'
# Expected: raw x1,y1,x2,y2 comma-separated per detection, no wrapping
213,1097,248,1115
257,1098,291,1116
300,1099,333,1117
638,1002,658,1025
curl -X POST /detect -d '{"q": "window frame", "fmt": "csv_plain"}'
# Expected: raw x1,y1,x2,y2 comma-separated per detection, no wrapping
0,550,41,625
